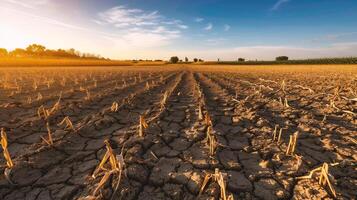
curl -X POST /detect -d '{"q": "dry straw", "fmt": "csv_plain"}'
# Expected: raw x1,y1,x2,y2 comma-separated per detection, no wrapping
41,122,53,146
91,140,125,198
58,116,75,131
204,113,213,127
37,92,43,101
138,115,148,137
206,126,217,156
111,101,119,112
272,125,283,143
85,89,91,100
298,162,336,197
37,105,50,119
198,102,203,120
1,128,14,168
286,131,298,155
198,168,233,200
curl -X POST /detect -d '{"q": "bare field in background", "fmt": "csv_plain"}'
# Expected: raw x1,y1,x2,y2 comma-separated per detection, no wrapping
0,58,167,67
0,65,356,199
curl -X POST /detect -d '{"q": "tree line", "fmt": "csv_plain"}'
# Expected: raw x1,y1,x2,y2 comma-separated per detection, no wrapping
170,55,357,65
0,44,106,60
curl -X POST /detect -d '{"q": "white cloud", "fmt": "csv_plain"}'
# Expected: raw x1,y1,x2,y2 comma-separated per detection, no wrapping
271,0,290,11
224,24,231,31
94,5,186,49
97,6,161,27
195,17,204,22
204,23,213,31
162,19,188,29
177,24,188,29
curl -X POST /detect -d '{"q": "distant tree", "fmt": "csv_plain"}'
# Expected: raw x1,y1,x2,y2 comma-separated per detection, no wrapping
238,58,245,62
0,48,8,57
170,56,179,63
276,56,289,61
185,57,188,62
26,44,46,55
66,48,76,56
193,58,198,62
218,58,220,62
198,59,204,62
10,48,27,57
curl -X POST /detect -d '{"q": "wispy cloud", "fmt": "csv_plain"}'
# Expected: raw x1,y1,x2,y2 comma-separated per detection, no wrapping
271,0,290,11
206,38,226,46
95,5,186,48
311,32,357,43
96,6,161,27
195,17,204,22
4,0,49,9
204,23,213,31
2,7,87,31
224,24,231,31
162,19,188,29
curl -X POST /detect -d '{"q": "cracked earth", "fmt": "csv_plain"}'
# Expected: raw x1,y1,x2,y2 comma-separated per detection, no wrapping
0,66,356,200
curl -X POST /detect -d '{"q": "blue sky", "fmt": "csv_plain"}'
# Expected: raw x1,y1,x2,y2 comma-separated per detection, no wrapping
1,0,357,60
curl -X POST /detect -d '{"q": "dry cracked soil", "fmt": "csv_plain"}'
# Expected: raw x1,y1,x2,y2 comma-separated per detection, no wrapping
0,65,356,200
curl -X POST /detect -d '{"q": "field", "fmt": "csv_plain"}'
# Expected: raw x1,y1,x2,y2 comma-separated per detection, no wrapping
0,65,356,200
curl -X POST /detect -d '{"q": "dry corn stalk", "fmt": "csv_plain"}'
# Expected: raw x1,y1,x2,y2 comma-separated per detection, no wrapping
138,115,148,137
273,125,278,141
91,140,124,198
286,131,298,155
1,128,14,168
37,92,43,101
37,105,50,119
206,126,217,156
79,86,85,92
146,82,150,90
33,81,38,90
92,140,119,178
297,163,336,197
198,168,231,200
198,102,203,120
281,80,286,93
277,128,283,143
204,113,213,127
284,98,290,108
111,101,119,112
27,96,32,104
85,89,91,100
41,122,53,146
60,78,66,87
160,91,168,110
49,93,62,114
58,116,75,131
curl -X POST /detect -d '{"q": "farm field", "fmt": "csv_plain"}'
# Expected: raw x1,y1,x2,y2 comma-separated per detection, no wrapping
0,65,356,200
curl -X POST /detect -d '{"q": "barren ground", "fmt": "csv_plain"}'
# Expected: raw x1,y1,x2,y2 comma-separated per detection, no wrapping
0,65,356,200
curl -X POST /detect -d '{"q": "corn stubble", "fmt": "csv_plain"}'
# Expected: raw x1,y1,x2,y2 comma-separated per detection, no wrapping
138,115,148,137
89,140,125,199
58,116,75,131
199,168,233,200
1,128,14,169
298,163,336,197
